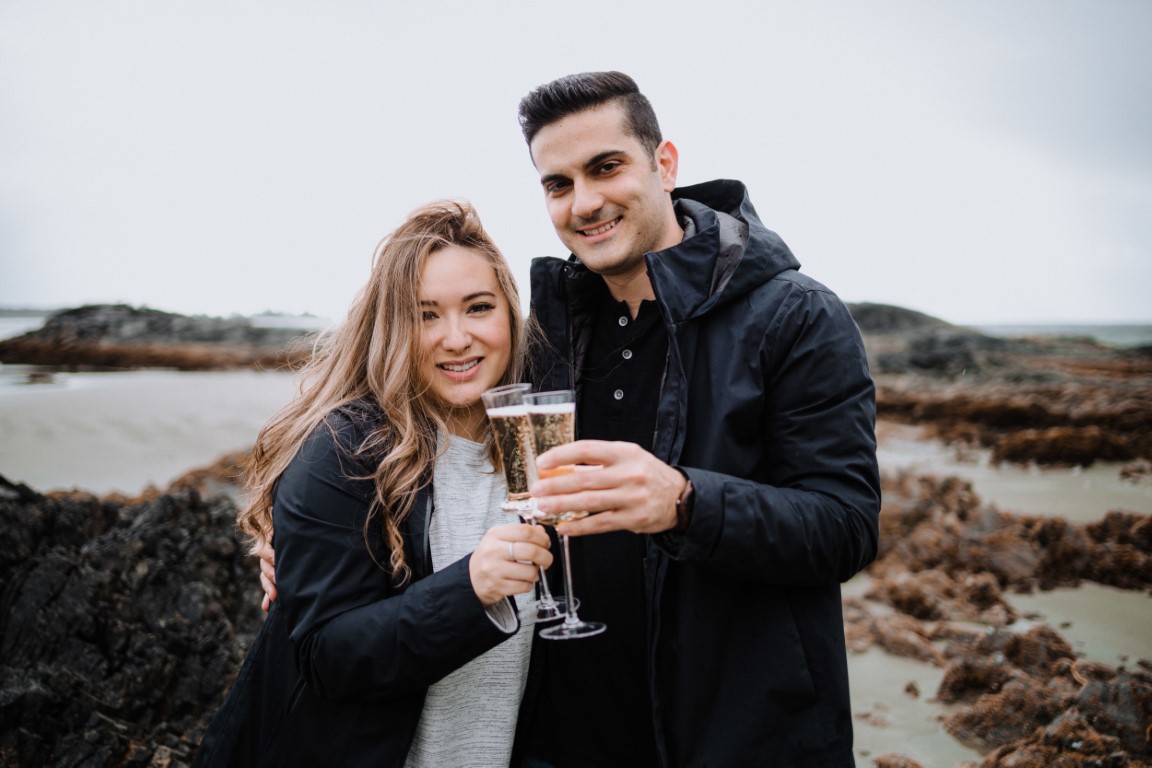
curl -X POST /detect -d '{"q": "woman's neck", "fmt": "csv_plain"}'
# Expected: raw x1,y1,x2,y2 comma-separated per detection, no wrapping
444,406,487,442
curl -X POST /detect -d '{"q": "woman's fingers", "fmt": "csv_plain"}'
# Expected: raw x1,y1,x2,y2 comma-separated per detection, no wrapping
469,524,553,604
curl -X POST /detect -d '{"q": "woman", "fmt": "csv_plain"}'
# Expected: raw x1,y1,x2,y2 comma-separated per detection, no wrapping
195,201,552,767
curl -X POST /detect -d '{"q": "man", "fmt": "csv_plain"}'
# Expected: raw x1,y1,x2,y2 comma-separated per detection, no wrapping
513,71,880,767
256,70,879,766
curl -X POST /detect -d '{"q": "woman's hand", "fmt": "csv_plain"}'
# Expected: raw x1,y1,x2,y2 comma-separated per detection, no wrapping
469,523,553,606
252,536,277,612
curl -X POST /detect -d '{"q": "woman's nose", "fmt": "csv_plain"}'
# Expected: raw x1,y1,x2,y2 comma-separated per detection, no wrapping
442,318,472,350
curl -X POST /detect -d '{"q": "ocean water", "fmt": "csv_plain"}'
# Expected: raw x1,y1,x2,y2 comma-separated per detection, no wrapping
973,323,1152,348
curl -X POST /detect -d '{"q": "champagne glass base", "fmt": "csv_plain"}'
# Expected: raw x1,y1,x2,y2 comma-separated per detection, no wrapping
539,619,606,640
501,499,537,515
535,602,564,622
535,595,579,622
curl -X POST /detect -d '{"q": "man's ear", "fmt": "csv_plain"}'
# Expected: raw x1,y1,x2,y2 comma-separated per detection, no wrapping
655,139,679,192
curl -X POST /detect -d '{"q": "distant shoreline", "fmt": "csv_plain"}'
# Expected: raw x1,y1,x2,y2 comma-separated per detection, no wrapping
970,323,1152,348
2,308,1151,347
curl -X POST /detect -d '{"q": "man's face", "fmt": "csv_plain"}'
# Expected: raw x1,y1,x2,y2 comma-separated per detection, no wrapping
529,104,681,282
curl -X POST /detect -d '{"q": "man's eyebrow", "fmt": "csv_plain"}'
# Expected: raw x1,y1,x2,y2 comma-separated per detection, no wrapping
539,171,569,188
582,150,626,172
539,150,627,186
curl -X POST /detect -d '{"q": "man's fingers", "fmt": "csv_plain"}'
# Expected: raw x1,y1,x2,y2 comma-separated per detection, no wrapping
535,439,620,470
556,511,622,537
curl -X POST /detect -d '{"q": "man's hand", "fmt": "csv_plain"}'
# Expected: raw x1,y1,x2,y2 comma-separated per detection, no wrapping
530,440,688,536
252,536,277,612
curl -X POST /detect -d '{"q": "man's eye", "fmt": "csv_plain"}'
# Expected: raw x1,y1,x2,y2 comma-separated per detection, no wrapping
545,180,571,196
597,161,620,175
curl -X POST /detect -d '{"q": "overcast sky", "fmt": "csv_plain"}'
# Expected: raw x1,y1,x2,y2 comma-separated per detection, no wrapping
2,0,1149,326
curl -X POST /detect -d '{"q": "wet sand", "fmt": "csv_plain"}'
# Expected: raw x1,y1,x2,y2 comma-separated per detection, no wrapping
2,369,1147,765
0,367,297,494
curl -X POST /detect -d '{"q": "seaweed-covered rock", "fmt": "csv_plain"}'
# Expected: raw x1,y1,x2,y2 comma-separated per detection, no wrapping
0,474,262,767
0,304,316,370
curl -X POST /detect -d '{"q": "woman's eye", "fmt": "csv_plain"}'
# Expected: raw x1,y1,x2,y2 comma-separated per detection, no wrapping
422,311,438,322
468,302,495,314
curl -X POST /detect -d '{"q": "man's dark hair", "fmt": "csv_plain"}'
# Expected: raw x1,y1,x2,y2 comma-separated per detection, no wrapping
518,71,663,156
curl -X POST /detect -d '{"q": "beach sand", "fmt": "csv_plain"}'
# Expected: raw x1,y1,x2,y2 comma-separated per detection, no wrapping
0,367,297,495
2,368,1148,765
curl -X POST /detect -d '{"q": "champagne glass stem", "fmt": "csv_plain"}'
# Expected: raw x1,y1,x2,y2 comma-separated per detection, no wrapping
558,534,579,626
530,518,560,608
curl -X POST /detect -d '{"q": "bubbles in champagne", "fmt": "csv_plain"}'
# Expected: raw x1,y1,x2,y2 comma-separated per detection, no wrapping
486,405,535,498
527,403,575,455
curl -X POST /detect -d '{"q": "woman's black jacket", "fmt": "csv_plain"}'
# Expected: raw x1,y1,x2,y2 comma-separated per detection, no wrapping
194,403,518,767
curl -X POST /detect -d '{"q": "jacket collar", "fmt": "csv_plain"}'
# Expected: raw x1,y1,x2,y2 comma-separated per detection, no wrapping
651,180,800,323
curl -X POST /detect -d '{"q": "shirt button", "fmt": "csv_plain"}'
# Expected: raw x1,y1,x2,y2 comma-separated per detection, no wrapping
613,389,624,400
622,349,633,360
618,316,629,327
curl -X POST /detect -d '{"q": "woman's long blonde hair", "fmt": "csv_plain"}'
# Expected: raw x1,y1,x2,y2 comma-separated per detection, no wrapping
238,200,528,584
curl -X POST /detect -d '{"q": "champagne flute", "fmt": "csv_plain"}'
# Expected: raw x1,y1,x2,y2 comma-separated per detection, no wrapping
481,383,566,623
524,390,606,640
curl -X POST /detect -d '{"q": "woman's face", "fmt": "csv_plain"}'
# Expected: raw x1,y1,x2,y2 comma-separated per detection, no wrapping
417,245,513,436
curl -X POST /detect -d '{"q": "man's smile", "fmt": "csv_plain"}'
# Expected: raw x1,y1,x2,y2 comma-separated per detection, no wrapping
579,218,621,237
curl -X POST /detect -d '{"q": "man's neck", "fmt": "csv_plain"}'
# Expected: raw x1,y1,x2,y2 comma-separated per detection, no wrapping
602,270,655,319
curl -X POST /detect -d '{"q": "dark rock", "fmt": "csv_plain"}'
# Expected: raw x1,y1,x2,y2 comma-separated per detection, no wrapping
978,709,1145,766
855,471,1152,764
847,302,954,335
30,304,304,347
0,304,316,370
0,474,262,767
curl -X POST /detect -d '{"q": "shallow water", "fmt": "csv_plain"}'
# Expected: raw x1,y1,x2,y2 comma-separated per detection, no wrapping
849,646,984,767
0,368,297,494
1006,583,1152,668
877,422,1152,520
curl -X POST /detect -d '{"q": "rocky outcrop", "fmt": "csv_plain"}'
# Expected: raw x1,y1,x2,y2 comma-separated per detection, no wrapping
0,473,261,767
0,304,316,370
847,472,1152,766
853,305,1152,466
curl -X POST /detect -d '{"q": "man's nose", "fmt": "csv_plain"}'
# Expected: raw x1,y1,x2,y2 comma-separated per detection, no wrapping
571,179,605,221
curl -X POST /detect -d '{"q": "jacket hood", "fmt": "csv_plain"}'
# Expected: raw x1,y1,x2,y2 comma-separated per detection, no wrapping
650,179,799,322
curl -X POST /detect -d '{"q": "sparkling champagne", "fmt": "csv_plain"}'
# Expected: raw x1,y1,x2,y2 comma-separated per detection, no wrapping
528,403,583,524
528,402,575,455
487,404,535,500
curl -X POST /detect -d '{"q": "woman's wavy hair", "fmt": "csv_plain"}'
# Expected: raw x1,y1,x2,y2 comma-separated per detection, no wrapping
238,200,529,584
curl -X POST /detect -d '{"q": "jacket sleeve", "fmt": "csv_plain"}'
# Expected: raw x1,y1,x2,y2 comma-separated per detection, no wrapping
272,414,516,702
658,286,880,585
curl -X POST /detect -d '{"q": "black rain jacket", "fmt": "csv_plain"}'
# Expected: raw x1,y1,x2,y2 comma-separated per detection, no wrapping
524,179,881,767
194,402,519,767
